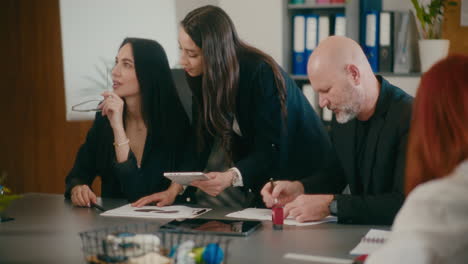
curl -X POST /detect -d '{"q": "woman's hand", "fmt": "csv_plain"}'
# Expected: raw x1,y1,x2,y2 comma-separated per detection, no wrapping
131,183,183,207
190,171,233,196
70,185,97,207
99,91,124,130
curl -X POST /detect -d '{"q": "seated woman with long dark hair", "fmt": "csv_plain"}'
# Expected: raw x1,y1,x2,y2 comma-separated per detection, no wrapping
65,38,193,207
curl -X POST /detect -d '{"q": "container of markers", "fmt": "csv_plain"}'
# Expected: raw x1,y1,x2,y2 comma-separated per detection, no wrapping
79,222,231,264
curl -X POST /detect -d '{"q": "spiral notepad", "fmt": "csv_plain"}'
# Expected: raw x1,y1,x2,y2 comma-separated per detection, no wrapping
350,229,390,255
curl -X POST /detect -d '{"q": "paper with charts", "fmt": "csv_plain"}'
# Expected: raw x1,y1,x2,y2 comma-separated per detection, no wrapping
226,208,337,226
100,204,211,219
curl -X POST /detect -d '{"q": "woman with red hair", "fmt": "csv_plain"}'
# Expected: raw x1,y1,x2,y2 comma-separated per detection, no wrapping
366,55,468,264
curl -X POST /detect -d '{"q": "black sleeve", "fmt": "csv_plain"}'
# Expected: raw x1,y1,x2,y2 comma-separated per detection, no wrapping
299,117,348,194
299,151,348,194
64,116,100,199
170,132,198,204
111,150,149,201
335,119,409,225
234,64,283,189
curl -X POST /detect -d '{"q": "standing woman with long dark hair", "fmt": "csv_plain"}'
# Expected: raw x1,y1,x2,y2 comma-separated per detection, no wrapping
179,5,337,206
65,38,193,207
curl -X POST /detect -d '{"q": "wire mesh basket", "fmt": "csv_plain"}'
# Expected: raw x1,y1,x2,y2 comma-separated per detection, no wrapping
79,222,231,264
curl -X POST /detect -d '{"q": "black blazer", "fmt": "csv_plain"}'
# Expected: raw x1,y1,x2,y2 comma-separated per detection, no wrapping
194,53,337,204
64,113,195,203
301,76,413,225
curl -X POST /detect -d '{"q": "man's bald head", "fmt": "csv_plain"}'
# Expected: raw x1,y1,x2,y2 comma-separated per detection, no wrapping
308,36,370,80
306,36,378,123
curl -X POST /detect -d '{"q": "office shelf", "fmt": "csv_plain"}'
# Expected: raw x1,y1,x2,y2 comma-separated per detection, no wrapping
291,74,309,81
377,72,422,77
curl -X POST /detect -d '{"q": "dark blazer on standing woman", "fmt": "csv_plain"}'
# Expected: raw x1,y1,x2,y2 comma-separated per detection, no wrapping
192,51,338,205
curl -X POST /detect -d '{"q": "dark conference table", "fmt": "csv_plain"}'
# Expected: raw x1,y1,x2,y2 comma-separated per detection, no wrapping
0,193,389,264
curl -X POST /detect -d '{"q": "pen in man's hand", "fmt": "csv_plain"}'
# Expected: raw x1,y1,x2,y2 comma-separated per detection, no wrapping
194,209,207,216
91,202,105,212
269,178,278,204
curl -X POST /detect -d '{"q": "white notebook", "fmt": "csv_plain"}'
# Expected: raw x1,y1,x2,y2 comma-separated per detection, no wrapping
350,229,390,255
226,208,337,226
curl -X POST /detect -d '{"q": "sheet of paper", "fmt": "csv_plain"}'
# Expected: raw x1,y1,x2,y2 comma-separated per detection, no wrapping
349,229,390,255
284,253,353,264
100,204,211,219
226,208,337,226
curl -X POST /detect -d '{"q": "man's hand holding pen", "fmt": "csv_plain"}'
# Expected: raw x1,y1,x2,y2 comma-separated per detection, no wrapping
260,180,305,208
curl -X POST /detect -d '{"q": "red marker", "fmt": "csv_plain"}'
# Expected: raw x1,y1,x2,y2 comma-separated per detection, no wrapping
270,179,284,230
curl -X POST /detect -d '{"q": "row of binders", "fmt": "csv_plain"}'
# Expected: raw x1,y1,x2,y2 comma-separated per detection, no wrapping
292,14,346,75
364,10,419,73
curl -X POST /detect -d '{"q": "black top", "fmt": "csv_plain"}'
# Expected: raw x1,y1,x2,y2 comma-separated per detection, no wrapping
354,120,371,194
301,76,413,225
193,52,338,205
64,113,195,203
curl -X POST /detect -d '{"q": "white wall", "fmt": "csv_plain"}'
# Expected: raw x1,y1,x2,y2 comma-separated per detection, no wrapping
382,75,419,97
175,0,285,65
220,0,284,66
175,0,220,28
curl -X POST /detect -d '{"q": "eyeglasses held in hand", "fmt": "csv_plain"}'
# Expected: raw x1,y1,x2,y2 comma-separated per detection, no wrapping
71,66,112,112
71,100,102,112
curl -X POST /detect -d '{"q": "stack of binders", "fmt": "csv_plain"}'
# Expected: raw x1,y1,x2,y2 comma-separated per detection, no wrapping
292,13,346,75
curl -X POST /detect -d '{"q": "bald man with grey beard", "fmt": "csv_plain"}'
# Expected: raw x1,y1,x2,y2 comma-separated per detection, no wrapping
261,36,413,225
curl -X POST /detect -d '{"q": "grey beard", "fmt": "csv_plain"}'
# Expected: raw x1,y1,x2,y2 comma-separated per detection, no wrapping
335,108,358,124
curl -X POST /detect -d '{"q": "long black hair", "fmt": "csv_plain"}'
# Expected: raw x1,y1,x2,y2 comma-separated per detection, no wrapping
120,38,189,150
181,5,287,155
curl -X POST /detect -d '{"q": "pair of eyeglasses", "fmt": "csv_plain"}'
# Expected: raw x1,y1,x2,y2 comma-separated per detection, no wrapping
71,100,103,112
71,65,113,112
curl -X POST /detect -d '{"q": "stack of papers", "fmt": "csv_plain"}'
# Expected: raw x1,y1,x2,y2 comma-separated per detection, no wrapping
226,208,337,226
101,204,211,219
349,229,391,255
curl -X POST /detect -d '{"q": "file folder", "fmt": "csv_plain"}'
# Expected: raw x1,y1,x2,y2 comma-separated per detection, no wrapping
359,0,382,47
293,15,307,75
364,11,379,72
393,11,420,73
306,15,319,62
334,14,346,36
318,15,330,43
379,12,393,72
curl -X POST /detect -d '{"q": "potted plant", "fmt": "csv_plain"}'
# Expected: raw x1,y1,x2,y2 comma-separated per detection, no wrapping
0,171,22,222
411,0,457,72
